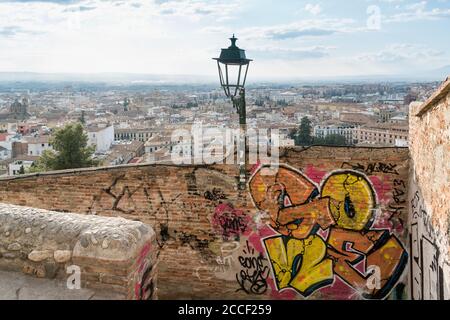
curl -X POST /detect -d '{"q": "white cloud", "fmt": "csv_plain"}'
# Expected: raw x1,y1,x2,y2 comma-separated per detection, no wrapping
250,45,336,60
304,3,322,16
357,43,444,63
153,0,241,22
385,1,450,22
0,0,448,78
241,18,358,41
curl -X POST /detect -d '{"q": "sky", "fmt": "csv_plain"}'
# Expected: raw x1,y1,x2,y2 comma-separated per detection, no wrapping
0,0,449,80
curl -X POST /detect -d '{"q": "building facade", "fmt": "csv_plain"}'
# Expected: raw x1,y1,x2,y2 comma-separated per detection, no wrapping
314,124,356,145
355,124,408,146
87,124,114,153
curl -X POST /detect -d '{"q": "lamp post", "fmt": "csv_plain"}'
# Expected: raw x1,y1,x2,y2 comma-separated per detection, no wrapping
213,35,252,190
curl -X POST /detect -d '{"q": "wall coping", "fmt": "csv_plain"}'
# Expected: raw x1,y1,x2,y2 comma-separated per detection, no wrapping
0,146,409,182
0,203,155,263
415,76,450,117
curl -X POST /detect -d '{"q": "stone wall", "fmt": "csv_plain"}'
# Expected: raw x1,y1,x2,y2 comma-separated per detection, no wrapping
0,146,410,299
0,203,157,300
409,78,450,300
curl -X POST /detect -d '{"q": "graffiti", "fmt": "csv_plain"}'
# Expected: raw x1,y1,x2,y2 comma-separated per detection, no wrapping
236,240,270,295
100,174,141,214
204,188,227,201
387,179,407,231
134,242,155,300
249,164,408,299
212,203,250,241
341,162,399,176
136,265,155,300
89,167,236,223
410,189,449,300
194,241,240,281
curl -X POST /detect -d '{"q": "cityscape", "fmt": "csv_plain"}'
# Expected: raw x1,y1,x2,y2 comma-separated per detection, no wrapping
0,80,436,176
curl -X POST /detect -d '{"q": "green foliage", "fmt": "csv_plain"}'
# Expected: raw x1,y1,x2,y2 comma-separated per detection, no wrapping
276,99,288,106
293,117,313,146
32,123,99,172
313,134,348,146
18,165,25,175
172,102,198,109
79,110,86,124
255,99,264,107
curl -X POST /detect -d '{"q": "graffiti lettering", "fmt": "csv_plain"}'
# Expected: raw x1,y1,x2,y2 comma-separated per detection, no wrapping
204,188,227,201
341,162,399,175
236,241,269,295
249,164,408,299
387,179,407,230
410,189,449,300
212,203,250,241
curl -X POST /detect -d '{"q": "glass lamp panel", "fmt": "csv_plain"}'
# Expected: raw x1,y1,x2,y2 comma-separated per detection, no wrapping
225,63,244,97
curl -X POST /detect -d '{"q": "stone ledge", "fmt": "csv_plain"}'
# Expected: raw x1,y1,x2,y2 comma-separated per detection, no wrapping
0,203,155,263
0,203,158,300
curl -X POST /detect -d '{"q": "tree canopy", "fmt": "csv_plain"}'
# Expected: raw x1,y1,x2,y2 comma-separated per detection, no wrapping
29,123,98,173
313,134,348,146
292,116,313,146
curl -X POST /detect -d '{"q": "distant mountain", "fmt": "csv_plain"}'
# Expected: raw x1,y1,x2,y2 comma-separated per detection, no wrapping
417,65,450,81
0,72,216,84
0,65,449,86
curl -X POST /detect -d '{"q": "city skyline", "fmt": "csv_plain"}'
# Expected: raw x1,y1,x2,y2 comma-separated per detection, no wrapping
0,0,449,80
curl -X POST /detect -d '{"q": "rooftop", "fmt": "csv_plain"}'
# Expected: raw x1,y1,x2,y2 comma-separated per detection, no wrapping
24,135,51,144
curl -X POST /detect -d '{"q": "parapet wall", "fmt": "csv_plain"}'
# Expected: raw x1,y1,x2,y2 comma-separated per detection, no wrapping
409,79,450,300
0,203,157,300
0,146,410,300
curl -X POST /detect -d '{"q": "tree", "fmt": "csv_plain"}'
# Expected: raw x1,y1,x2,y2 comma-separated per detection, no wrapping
18,165,25,175
34,123,99,172
294,117,313,146
314,134,348,146
79,110,86,125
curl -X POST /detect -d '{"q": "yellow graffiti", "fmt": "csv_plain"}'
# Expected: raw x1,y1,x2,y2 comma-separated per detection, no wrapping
264,235,334,296
249,165,408,299
321,172,375,231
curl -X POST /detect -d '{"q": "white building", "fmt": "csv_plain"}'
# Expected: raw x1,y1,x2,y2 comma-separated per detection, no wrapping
25,136,53,156
0,146,10,161
314,124,356,145
279,137,295,147
144,135,172,154
395,138,408,147
8,159,34,176
87,124,114,153
0,134,13,159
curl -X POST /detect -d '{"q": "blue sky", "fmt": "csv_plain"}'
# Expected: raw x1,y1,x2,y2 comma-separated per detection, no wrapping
0,0,449,80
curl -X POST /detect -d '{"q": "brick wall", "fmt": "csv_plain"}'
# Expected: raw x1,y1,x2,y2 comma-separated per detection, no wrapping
0,146,410,300
409,79,450,300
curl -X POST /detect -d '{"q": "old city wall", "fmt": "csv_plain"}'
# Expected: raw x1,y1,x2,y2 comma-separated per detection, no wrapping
0,146,410,299
409,80,450,300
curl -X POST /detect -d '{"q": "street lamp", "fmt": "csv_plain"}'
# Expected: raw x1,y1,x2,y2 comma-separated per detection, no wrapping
214,35,252,190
